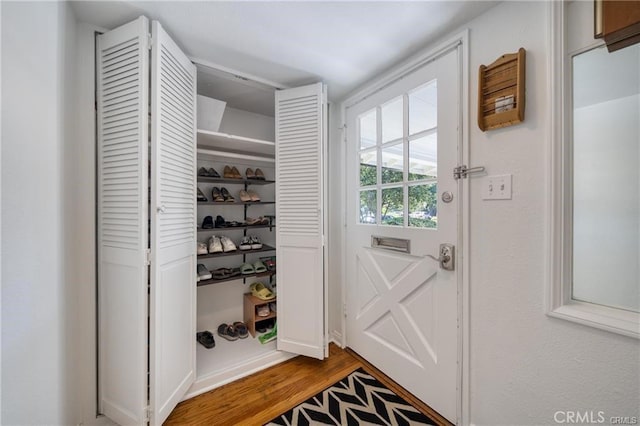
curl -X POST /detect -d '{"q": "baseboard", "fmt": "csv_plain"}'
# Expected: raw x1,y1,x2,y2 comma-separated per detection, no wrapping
329,330,344,348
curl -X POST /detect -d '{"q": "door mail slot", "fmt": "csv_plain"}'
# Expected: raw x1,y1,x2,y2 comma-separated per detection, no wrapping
371,236,411,254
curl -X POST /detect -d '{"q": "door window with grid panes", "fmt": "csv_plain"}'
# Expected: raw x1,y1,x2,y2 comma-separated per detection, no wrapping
357,80,438,228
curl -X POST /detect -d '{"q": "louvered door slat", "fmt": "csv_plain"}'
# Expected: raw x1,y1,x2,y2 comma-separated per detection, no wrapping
97,16,149,426
149,20,196,426
276,83,327,360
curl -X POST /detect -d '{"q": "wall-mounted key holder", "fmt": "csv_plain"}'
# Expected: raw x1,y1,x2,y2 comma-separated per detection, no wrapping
477,48,526,131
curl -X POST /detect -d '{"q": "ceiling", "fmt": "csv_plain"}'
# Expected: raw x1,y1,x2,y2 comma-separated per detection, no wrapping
72,1,498,116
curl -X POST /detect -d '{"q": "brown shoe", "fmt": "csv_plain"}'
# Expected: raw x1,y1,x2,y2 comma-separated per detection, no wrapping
246,168,255,179
239,190,251,202
231,166,242,179
255,168,265,180
223,165,233,178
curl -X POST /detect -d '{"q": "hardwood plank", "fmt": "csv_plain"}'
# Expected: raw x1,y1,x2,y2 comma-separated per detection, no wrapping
164,343,451,425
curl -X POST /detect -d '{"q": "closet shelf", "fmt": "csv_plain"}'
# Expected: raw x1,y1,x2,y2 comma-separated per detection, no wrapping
197,129,275,158
197,244,275,259
197,177,275,186
197,271,275,287
198,201,275,206
197,224,275,233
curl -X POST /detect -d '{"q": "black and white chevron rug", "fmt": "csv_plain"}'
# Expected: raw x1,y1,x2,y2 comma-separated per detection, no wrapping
266,368,437,425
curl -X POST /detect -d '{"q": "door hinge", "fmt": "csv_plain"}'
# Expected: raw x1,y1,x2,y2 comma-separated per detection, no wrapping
343,302,347,319
147,34,153,50
453,165,485,180
144,406,151,423
145,249,152,266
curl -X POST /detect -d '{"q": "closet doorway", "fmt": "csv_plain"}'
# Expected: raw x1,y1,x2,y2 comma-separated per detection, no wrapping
344,46,462,423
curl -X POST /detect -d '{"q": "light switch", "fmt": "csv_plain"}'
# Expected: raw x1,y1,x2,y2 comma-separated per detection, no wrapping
483,174,512,200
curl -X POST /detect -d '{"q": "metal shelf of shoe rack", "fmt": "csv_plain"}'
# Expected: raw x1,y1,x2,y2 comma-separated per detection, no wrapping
197,224,275,233
196,176,276,288
197,271,275,287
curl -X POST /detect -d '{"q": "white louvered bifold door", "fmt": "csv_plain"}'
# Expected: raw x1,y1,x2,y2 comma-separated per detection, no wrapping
149,20,197,426
97,16,150,426
275,82,328,360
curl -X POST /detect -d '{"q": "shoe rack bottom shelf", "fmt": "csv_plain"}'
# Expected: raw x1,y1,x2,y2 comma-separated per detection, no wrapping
243,293,276,338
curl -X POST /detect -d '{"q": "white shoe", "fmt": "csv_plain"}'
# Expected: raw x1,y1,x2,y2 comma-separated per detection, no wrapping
197,264,212,281
221,236,237,252
197,242,208,255
239,236,252,251
208,236,223,253
250,235,262,250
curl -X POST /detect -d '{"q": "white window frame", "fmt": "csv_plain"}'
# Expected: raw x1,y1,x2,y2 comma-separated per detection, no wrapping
546,1,639,339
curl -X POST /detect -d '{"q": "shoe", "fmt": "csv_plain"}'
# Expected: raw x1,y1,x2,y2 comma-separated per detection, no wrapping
241,263,255,275
198,167,210,177
255,168,266,180
269,302,277,313
208,167,220,178
250,282,275,300
246,168,255,179
220,236,237,252
247,190,260,202
211,187,224,202
208,236,223,253
197,187,208,202
217,323,239,341
239,190,251,202
239,236,252,251
256,323,268,333
231,166,242,179
233,322,249,339
223,165,233,179
196,331,215,349
220,187,235,202
265,318,275,330
197,242,208,255
250,235,262,249
197,264,212,281
202,216,214,229
256,305,270,317
215,215,226,228
261,256,276,271
253,260,267,273
212,268,231,280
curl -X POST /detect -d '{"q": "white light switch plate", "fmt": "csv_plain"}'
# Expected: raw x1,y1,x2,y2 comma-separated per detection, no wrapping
483,174,512,200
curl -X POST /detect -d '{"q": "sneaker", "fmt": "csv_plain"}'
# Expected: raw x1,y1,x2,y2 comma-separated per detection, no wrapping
250,235,262,250
197,187,208,202
239,236,252,251
221,236,237,252
208,236,223,253
197,242,208,255
197,264,212,281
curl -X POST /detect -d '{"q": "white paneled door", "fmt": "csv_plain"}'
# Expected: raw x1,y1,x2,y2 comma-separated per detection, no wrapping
98,17,197,426
345,48,460,423
149,21,197,426
275,83,328,360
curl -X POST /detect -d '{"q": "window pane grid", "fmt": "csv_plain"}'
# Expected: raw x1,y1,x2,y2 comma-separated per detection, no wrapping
356,80,437,229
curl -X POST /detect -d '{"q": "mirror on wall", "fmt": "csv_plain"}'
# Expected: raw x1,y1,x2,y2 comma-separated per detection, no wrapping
571,43,640,313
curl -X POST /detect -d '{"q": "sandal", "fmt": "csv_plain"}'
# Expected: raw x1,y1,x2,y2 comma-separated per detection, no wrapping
196,331,216,348
253,260,267,273
250,282,275,300
217,323,238,341
233,322,249,339
212,268,231,280
241,263,255,275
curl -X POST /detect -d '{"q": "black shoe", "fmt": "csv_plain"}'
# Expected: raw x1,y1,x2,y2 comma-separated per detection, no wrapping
215,215,226,228
208,168,221,178
197,187,208,202
202,216,214,229
196,331,215,349
198,167,210,177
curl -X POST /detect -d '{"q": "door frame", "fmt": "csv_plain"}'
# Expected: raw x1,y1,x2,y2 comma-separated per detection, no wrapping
338,29,470,425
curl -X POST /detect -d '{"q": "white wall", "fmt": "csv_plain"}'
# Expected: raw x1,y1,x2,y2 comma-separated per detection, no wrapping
1,2,82,424
464,2,639,424
332,1,640,425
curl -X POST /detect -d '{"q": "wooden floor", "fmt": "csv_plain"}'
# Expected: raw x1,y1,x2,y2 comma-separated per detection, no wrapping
165,343,452,426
